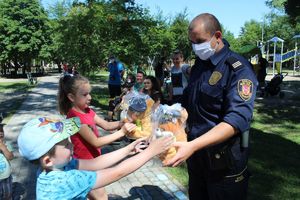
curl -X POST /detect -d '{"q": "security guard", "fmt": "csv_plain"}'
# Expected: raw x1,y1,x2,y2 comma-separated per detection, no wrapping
165,13,257,200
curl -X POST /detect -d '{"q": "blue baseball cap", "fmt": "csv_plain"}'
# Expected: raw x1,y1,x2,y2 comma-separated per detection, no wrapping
18,117,81,160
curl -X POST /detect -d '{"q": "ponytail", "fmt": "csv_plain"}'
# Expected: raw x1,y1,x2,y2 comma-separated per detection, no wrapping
57,75,89,115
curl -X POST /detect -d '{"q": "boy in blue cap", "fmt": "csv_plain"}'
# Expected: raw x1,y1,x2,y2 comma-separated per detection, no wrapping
17,117,173,200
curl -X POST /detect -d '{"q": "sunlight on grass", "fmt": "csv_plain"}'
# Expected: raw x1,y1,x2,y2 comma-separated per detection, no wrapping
0,81,30,92
165,163,189,188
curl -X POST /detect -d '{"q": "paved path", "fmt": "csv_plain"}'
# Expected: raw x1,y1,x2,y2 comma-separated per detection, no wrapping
4,75,188,200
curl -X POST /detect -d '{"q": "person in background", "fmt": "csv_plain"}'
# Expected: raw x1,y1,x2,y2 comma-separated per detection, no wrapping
257,55,268,92
154,56,167,87
142,75,164,109
166,13,257,200
72,64,79,75
0,124,14,200
108,55,125,98
168,50,191,104
134,70,145,92
107,74,136,121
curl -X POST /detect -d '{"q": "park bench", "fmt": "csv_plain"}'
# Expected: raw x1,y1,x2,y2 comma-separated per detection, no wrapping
27,72,37,85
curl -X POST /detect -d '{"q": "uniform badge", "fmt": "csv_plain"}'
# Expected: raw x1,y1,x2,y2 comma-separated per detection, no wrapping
209,71,222,85
238,79,253,101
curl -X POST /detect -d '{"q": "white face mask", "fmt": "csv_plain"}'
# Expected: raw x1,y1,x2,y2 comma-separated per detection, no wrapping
192,37,218,60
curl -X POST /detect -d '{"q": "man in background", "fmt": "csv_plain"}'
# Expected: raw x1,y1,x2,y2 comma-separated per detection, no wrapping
107,55,125,98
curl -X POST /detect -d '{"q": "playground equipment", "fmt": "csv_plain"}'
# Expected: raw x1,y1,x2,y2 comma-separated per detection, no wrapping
293,35,300,75
266,35,300,76
266,36,284,76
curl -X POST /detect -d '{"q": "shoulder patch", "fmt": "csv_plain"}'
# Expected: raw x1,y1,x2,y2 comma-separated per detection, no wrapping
226,56,244,71
238,79,253,101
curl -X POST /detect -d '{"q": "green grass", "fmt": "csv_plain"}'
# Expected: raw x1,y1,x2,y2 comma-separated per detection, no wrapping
0,81,31,92
89,73,110,112
90,73,300,199
0,81,35,123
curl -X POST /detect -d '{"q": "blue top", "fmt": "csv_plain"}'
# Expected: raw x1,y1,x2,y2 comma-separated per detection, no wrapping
36,159,97,200
108,61,124,85
0,141,13,180
183,43,258,140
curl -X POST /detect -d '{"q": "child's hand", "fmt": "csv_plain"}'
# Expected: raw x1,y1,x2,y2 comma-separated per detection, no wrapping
147,136,174,156
127,137,149,155
121,123,136,135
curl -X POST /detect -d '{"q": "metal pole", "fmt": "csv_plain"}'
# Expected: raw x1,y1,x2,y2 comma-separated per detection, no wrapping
294,41,298,75
261,20,264,54
280,41,284,74
273,42,276,76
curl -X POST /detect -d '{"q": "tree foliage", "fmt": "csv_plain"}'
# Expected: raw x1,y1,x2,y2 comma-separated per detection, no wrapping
1,0,300,76
0,0,49,73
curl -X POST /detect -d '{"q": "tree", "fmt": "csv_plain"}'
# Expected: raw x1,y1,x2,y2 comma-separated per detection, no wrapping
239,20,262,47
284,0,300,23
0,0,49,75
169,9,191,60
49,0,156,75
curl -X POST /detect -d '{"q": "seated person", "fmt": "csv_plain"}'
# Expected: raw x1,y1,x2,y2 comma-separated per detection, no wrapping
142,75,164,109
107,74,136,121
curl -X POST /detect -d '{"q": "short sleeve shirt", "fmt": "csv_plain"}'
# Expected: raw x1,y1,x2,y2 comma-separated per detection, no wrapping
171,64,189,96
108,61,124,85
37,159,97,200
67,108,101,159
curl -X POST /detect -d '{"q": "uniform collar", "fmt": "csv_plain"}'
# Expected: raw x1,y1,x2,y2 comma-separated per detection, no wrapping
210,43,229,66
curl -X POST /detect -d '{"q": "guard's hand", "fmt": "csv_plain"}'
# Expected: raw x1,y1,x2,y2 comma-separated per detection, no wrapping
164,141,194,167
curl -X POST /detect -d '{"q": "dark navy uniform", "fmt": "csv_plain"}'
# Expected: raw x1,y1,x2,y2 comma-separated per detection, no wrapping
183,42,257,200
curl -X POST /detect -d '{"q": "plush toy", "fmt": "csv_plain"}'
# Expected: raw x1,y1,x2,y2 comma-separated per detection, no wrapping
153,105,188,164
124,97,154,139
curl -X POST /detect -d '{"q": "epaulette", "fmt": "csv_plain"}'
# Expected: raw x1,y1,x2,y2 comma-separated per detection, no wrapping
226,56,244,71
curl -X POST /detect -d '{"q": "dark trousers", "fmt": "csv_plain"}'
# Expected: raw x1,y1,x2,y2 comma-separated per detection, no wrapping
187,151,249,200
108,84,121,98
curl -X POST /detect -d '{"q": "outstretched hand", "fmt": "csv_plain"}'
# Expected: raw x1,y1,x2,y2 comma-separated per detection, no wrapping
122,122,136,134
127,137,148,155
164,141,194,167
147,135,174,156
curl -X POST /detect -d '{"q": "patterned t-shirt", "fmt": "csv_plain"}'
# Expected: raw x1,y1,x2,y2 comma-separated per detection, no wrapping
37,159,96,200
0,141,13,180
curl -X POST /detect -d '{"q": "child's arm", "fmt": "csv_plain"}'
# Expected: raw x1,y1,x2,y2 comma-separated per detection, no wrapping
0,140,14,160
78,137,147,170
80,136,174,188
78,123,136,148
94,114,123,131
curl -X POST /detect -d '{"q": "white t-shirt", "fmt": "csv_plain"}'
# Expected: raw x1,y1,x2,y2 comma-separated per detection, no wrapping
171,64,189,96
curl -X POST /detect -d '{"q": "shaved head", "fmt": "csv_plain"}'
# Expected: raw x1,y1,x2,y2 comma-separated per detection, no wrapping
189,13,222,36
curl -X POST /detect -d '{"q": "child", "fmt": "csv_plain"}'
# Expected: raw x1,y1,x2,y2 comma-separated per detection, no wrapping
17,117,173,199
58,74,136,199
0,124,14,200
